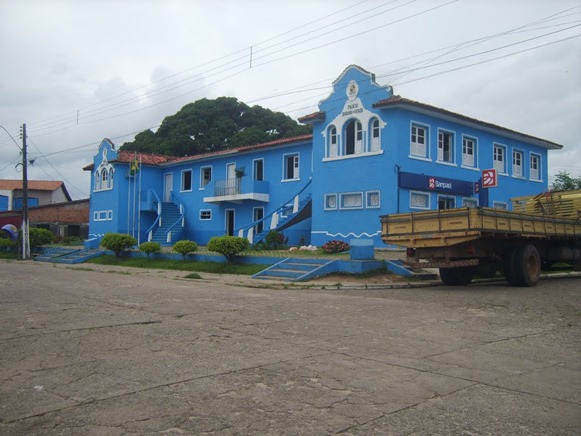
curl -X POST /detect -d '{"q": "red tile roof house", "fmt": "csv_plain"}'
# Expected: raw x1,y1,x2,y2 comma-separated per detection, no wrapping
0,180,89,240
0,179,72,211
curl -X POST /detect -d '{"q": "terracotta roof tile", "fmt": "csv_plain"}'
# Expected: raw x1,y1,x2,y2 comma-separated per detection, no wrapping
168,134,313,164
84,135,314,170
114,151,174,165
0,179,64,191
298,112,325,123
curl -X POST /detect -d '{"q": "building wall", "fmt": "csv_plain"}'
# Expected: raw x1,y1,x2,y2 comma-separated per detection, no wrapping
307,66,552,247
0,200,89,239
86,66,557,249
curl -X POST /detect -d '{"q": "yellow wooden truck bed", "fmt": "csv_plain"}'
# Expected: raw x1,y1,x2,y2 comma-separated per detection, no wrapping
381,207,581,249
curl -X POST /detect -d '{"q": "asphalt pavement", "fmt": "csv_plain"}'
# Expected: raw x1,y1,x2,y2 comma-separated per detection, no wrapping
0,260,579,435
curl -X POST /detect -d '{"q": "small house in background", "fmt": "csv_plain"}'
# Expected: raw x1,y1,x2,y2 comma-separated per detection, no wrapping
0,179,72,211
0,180,89,241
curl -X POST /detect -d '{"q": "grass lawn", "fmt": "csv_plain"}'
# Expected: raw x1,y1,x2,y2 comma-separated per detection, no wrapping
87,255,268,275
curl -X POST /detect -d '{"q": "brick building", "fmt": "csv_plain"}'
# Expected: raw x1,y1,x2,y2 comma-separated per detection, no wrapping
0,199,89,240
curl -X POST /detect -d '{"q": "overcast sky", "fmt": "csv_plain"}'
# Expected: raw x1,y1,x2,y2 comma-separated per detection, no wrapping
1,0,579,200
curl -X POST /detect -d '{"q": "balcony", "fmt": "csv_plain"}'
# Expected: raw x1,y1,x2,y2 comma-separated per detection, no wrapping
203,177,269,203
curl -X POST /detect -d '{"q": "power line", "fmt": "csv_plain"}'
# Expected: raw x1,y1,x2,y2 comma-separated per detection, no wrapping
24,0,442,136
6,2,579,164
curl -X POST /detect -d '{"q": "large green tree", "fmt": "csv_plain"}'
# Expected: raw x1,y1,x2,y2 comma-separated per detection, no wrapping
121,97,311,156
550,171,581,191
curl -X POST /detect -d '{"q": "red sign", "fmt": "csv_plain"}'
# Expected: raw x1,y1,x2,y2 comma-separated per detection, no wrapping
482,169,497,188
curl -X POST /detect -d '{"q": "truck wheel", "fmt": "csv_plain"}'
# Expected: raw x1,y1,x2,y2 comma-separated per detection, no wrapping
439,267,475,286
514,244,541,287
503,248,519,286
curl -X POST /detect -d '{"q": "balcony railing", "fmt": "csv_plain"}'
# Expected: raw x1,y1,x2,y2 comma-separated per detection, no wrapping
203,177,269,203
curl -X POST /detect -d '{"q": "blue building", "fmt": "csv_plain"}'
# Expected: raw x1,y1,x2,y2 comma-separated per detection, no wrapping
85,65,562,248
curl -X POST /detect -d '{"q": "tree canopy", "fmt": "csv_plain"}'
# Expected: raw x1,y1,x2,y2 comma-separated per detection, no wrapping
120,97,311,156
550,171,581,191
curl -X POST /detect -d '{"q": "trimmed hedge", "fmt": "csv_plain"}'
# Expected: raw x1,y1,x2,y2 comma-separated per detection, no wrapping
172,240,198,260
101,233,137,257
139,241,161,259
208,235,249,262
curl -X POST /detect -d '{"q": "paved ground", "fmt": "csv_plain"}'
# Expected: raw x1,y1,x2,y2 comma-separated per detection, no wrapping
0,260,579,435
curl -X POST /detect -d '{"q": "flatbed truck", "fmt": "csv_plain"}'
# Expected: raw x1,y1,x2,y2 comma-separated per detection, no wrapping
380,203,581,287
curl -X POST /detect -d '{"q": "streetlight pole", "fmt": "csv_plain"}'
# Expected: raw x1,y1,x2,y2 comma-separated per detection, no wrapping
21,123,30,259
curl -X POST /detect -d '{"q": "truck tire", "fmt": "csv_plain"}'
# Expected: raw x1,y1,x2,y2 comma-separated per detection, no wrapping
439,266,475,286
514,244,541,287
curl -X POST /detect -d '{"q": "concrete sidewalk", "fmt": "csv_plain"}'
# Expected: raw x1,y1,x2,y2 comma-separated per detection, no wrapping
1,260,579,435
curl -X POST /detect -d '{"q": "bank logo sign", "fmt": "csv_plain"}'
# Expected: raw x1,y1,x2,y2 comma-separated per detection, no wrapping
482,169,498,188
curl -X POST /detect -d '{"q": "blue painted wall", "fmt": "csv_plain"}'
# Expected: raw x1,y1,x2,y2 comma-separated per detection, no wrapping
86,66,557,249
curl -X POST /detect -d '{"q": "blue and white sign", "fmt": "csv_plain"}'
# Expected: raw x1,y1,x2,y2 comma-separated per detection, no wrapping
399,172,474,195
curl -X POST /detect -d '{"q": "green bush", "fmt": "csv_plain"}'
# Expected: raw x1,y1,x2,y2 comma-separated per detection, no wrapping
264,230,288,250
208,235,249,262
29,228,54,248
0,238,16,252
139,241,161,259
61,236,83,245
173,240,198,260
321,240,350,254
100,233,137,257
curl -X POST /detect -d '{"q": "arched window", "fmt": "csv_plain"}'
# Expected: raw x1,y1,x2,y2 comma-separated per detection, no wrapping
94,170,101,191
109,168,115,189
345,119,362,155
101,168,109,188
328,125,338,157
370,118,381,151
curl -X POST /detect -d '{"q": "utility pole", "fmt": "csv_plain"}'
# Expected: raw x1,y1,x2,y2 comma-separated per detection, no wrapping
21,123,30,259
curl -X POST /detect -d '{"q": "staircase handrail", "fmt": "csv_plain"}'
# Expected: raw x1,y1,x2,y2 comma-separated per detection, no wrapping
234,177,312,235
166,191,186,237
145,190,162,236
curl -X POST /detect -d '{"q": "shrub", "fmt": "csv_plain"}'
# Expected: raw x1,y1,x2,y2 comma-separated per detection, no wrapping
61,236,83,245
264,230,288,250
321,240,350,254
208,235,249,262
100,233,137,257
0,238,16,252
139,241,161,259
29,228,54,248
173,240,198,260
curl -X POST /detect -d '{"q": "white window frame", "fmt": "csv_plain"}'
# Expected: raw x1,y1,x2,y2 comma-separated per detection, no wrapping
512,149,524,178
344,119,363,155
283,153,300,181
462,136,477,168
530,153,541,181
493,143,507,174
339,192,363,210
199,209,212,220
462,198,478,208
93,210,113,221
328,125,338,158
253,159,264,181
366,190,380,208
94,171,101,191
410,191,430,210
181,169,193,192
324,193,337,210
200,166,212,189
410,123,429,159
437,129,455,164
437,194,456,210
370,118,381,152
